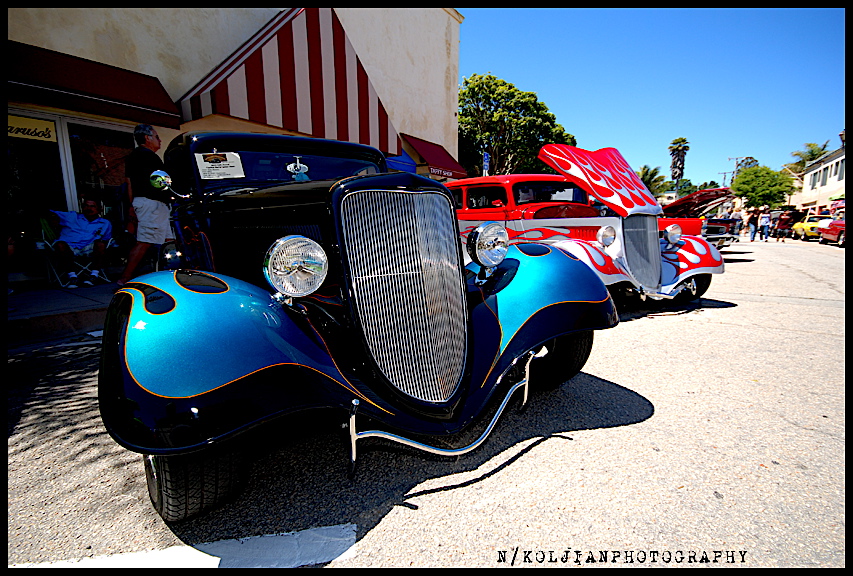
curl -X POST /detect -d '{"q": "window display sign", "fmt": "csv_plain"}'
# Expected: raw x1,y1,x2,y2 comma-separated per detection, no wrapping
8,115,57,142
195,152,245,179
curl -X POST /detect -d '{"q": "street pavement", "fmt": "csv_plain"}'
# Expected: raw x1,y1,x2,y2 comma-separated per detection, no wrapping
7,238,845,567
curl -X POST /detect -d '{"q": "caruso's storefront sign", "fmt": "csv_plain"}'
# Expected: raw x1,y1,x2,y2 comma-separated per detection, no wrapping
8,115,57,142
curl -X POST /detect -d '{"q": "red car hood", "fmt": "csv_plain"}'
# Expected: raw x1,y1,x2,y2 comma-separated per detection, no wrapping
662,188,733,218
538,144,663,217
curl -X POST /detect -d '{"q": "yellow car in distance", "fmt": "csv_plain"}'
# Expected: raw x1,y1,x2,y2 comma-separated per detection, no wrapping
793,214,831,241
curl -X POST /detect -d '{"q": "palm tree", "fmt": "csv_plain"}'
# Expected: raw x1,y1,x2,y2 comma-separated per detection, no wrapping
784,141,829,175
668,137,690,185
636,165,668,198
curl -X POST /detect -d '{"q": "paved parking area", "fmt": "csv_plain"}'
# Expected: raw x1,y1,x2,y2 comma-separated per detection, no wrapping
8,240,845,567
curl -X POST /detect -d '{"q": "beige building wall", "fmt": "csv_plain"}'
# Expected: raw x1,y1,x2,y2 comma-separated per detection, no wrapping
7,8,280,102
335,8,463,157
8,7,463,156
788,149,845,212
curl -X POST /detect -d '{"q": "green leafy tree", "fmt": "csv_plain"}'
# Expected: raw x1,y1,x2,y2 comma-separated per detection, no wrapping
783,141,829,175
458,73,575,176
668,137,690,184
696,180,722,190
636,165,668,198
659,178,697,198
730,166,794,208
732,156,759,183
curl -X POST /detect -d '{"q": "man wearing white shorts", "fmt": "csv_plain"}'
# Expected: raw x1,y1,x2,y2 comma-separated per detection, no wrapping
118,124,173,286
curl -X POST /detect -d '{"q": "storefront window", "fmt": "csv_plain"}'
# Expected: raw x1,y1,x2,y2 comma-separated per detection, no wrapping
67,122,135,239
7,115,67,237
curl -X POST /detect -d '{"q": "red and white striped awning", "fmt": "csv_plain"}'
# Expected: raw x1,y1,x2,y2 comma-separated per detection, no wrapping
179,8,401,156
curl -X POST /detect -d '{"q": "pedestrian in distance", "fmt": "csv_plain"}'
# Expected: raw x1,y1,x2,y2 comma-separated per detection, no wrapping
745,209,759,241
775,210,794,242
758,209,771,242
730,207,743,235
117,124,173,287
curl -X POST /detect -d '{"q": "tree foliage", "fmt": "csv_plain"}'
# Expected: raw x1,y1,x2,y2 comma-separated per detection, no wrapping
783,141,829,175
730,166,794,208
458,74,575,176
636,165,669,198
668,137,690,182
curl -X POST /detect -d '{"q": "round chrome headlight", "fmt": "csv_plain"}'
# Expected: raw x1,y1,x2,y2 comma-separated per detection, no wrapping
467,222,509,268
596,225,617,246
665,224,683,245
264,236,328,297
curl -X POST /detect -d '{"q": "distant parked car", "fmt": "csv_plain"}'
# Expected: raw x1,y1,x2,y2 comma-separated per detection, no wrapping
793,214,832,241
660,188,738,248
819,212,845,247
449,145,725,303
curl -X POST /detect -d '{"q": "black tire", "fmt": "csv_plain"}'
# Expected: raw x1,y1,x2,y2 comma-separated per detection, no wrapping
528,331,594,391
800,232,809,241
673,274,712,303
144,449,246,523
838,232,845,248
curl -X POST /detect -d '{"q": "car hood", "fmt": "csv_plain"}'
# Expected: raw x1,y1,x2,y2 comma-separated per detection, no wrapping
662,188,733,218
538,144,663,217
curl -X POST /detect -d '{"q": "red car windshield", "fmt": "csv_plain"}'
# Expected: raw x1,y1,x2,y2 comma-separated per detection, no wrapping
512,181,588,206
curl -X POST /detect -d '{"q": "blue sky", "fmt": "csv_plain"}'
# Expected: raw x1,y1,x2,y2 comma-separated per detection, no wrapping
456,8,845,186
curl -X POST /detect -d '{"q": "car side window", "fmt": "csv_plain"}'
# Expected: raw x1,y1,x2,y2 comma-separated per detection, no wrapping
467,186,507,209
449,187,463,210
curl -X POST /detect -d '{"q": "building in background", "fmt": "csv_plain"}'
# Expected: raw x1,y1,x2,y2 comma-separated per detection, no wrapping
7,7,466,241
788,130,845,214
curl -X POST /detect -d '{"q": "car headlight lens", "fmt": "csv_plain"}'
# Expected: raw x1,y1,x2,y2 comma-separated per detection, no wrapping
665,223,683,244
264,236,328,297
596,226,617,246
467,222,508,268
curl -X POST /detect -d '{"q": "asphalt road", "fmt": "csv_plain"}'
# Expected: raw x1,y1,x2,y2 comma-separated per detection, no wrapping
8,238,845,567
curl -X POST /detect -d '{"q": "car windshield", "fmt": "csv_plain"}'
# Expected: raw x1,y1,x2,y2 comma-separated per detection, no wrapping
195,151,381,194
512,181,588,205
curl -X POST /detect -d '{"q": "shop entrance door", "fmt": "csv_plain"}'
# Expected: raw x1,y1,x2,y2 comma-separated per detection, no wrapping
66,122,135,242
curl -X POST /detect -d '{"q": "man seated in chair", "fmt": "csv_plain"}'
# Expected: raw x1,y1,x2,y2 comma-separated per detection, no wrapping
47,197,112,288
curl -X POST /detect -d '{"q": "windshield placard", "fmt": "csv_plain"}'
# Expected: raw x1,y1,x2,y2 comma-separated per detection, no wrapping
195,152,246,180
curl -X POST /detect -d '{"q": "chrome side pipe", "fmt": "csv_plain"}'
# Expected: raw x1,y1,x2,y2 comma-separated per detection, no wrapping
346,347,547,477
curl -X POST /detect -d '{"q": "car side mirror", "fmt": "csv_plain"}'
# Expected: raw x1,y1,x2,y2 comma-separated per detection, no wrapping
150,170,190,199
491,200,504,208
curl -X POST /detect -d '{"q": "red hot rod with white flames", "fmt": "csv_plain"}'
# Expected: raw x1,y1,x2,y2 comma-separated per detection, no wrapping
450,144,725,302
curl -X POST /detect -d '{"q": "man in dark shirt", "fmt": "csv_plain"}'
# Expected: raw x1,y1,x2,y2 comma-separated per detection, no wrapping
117,124,172,286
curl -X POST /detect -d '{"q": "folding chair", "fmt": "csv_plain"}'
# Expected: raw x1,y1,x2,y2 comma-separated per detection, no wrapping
37,218,113,288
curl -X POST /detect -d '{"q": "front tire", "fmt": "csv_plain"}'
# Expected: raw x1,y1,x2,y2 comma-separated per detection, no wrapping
673,273,712,303
144,449,246,523
528,331,594,391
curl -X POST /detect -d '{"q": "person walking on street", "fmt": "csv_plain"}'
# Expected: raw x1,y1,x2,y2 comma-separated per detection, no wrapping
758,209,771,241
745,209,758,241
731,207,743,236
117,124,172,287
775,210,794,242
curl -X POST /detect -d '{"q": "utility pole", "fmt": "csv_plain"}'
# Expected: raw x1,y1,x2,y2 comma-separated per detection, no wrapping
719,171,734,187
728,157,746,183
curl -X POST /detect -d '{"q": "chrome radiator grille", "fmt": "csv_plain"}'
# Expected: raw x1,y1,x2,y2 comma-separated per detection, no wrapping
622,214,662,291
340,190,467,403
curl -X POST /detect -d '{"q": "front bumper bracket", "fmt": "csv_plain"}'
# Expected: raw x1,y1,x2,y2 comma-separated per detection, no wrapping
345,347,546,477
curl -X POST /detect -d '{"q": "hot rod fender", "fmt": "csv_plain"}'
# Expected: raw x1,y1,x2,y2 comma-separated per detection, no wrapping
99,249,617,455
551,235,724,296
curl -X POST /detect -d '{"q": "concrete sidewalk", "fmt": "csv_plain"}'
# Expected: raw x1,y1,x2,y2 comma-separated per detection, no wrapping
6,282,119,347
